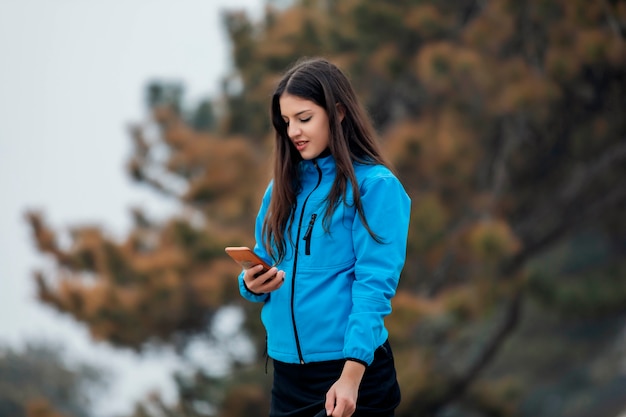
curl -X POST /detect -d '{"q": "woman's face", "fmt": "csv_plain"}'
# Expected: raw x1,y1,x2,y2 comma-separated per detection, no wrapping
279,93,330,160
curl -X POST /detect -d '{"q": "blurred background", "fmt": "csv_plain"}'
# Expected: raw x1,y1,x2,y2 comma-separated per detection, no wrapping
1,0,625,417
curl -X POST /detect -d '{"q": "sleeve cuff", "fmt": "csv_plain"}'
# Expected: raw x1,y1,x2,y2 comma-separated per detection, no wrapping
238,271,269,302
345,357,368,368
243,279,265,296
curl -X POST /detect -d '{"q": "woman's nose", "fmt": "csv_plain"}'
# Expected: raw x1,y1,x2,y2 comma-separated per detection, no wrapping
288,124,301,139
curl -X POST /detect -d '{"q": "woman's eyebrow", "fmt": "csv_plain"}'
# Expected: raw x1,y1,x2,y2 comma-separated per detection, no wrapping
282,109,312,119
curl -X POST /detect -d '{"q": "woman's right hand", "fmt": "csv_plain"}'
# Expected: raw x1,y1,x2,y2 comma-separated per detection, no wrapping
243,265,285,295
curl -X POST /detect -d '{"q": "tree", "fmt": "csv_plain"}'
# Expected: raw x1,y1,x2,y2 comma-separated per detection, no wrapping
27,0,626,416
0,343,106,417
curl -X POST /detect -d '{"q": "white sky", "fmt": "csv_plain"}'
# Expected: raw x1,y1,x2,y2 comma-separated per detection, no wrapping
0,0,263,415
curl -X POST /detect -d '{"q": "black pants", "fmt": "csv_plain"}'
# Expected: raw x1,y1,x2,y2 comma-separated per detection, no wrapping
270,340,401,417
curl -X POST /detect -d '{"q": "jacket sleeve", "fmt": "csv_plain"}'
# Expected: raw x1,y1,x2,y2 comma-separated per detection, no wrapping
238,182,273,303
344,174,411,365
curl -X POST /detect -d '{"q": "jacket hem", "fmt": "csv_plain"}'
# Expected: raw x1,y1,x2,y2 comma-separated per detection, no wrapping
269,349,347,364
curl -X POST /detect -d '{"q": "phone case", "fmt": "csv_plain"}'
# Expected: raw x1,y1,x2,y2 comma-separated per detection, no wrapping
225,246,272,273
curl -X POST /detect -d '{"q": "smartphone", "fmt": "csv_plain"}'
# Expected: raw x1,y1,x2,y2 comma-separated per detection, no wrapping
225,246,272,274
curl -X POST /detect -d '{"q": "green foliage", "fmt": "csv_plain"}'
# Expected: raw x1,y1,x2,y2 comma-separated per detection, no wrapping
146,82,184,115
528,230,626,317
0,343,106,417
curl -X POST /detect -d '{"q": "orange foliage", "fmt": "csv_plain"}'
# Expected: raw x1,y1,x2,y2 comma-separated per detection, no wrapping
618,1,626,21
257,7,327,61
548,20,577,49
466,377,521,416
27,209,246,349
25,211,60,256
415,41,492,97
462,0,514,54
545,20,626,78
414,41,458,94
113,286,144,312
493,71,561,119
403,4,450,39
69,227,110,273
26,399,68,417
545,46,581,81
394,346,443,412
368,43,399,79
434,110,479,164
576,29,619,65
221,384,271,417
407,191,449,254
388,291,442,342
384,119,428,178
561,0,604,26
57,278,89,314
440,285,485,320
464,219,522,263
189,259,238,307
130,247,187,274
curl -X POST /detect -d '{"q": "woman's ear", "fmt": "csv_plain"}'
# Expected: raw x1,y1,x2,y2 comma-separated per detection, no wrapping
336,103,345,122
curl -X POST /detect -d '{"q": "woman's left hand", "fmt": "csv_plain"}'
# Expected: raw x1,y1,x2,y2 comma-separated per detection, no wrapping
325,361,365,417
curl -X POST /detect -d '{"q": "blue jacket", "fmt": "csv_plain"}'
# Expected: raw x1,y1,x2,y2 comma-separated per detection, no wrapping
239,154,410,366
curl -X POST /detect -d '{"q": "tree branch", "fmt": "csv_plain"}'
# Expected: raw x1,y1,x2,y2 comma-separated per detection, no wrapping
406,290,524,416
505,183,626,276
513,139,626,255
443,290,523,405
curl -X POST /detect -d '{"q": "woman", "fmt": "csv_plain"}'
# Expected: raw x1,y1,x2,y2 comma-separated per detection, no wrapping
238,57,411,417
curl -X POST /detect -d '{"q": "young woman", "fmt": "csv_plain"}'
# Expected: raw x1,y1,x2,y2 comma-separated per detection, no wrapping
238,58,411,417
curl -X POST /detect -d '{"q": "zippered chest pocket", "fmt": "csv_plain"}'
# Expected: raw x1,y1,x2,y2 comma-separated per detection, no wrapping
302,213,317,255
299,208,356,262
297,193,356,263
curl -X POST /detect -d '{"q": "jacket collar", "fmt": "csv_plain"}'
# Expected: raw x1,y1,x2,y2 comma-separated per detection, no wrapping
300,150,336,178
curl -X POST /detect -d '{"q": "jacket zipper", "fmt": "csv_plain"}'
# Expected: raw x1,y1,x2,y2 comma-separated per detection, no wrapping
291,159,323,364
303,214,317,256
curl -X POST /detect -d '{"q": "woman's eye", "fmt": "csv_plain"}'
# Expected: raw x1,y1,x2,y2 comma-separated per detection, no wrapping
300,117,311,123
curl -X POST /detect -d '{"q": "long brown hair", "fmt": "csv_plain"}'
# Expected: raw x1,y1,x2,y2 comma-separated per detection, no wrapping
263,57,389,263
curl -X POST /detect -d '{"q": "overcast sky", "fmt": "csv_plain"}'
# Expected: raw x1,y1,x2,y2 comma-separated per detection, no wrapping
0,0,262,415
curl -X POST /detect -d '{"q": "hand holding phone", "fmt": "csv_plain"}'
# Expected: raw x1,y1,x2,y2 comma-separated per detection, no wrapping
226,246,284,294
225,246,272,273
